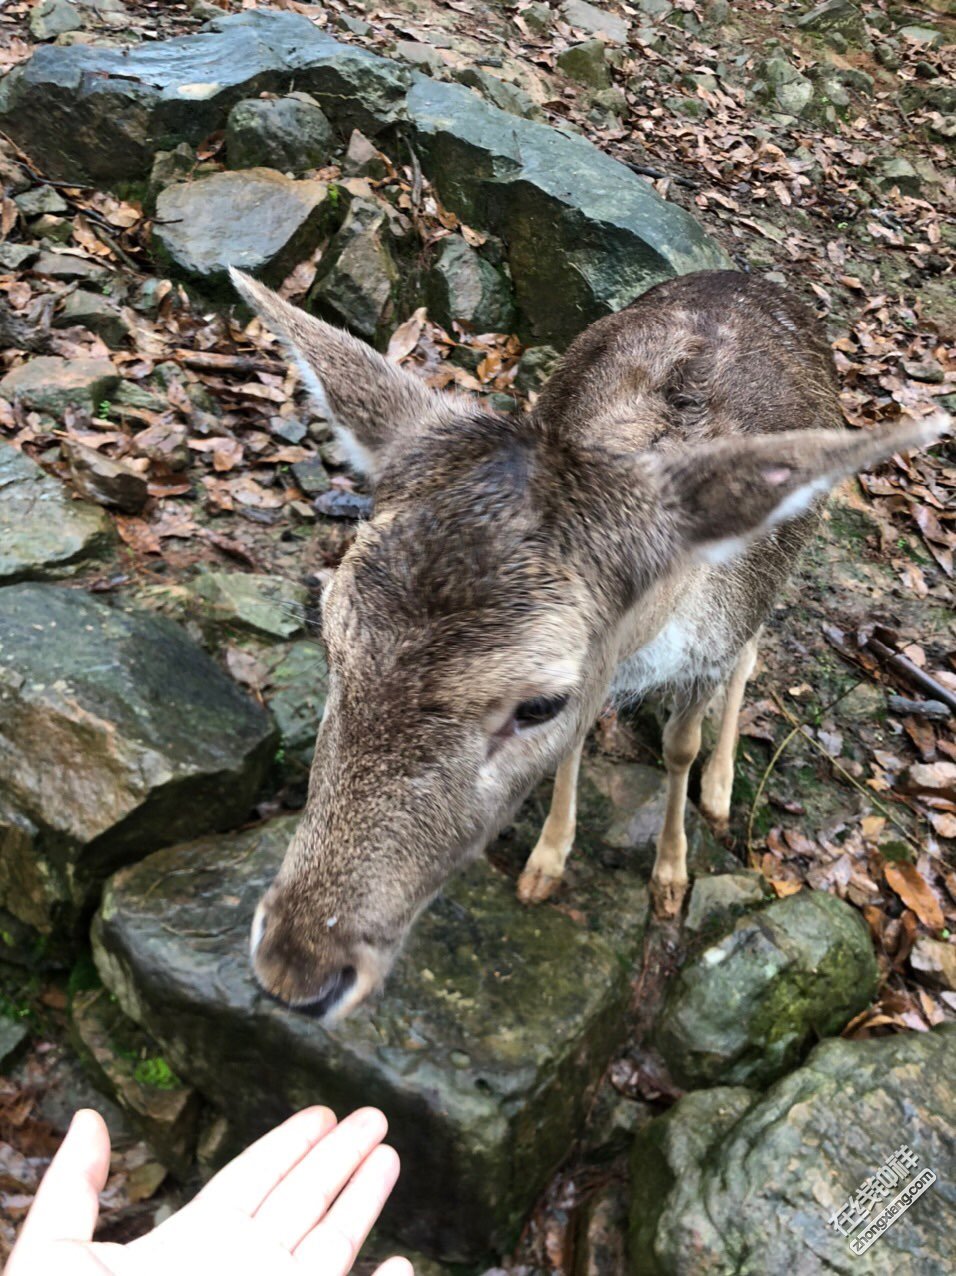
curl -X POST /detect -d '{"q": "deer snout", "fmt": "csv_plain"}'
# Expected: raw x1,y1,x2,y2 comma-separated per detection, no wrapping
250,894,360,1022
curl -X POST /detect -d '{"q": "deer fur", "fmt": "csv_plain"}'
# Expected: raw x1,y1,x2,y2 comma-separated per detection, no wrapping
231,266,946,1021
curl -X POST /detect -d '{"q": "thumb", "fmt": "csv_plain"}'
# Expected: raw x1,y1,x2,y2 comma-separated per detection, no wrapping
15,1109,111,1249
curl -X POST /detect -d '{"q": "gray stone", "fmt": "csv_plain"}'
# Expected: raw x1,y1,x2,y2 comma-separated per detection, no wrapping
394,41,447,76
899,26,944,49
259,639,328,778
146,143,195,207
426,236,516,334
308,198,397,340
0,1015,29,1067
557,40,611,90
32,251,111,282
90,755,725,1261
29,0,83,41
0,10,409,185
153,169,333,294
654,889,879,1088
559,1,630,44
683,870,771,932
290,455,331,496
70,986,200,1177
0,355,118,417
873,157,922,197
63,439,148,513
755,57,814,117
451,68,541,121
0,442,112,583
189,570,309,641
514,344,562,392
0,583,276,936
795,1,868,48
637,0,673,16
522,3,554,36
631,1027,956,1275
225,94,334,173
14,185,68,217
405,77,729,346
0,244,39,270
53,289,130,346
343,129,389,180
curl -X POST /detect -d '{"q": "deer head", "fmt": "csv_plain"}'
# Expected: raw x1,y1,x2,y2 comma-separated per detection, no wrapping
232,268,946,1021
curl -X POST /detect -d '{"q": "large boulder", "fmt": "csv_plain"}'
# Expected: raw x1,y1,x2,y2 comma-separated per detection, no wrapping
653,889,878,1087
0,584,276,940
225,94,335,173
0,9,729,347
631,1026,955,1274
90,757,728,1262
152,169,333,294
0,442,113,584
0,10,408,184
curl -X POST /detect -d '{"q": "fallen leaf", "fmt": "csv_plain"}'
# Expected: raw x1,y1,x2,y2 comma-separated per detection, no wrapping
884,861,944,931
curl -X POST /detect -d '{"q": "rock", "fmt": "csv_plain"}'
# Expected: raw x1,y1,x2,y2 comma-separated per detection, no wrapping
637,0,673,16
71,986,201,1176
0,442,112,583
451,68,541,121
146,142,195,207
63,439,149,513
14,185,68,217
899,26,944,49
0,355,118,416
32,250,111,283
0,583,276,936
405,77,729,346
631,1027,955,1275
308,198,397,340
153,169,332,294
557,40,611,90
343,129,389,180
910,937,956,992
654,890,878,1088
129,419,189,471
394,40,447,76
0,244,39,270
91,754,726,1261
53,289,130,347
514,344,562,392
0,1015,29,1068
560,1,630,43
755,56,814,117
31,213,71,243
0,11,409,185
225,94,334,173
189,570,309,641
795,0,868,48
259,640,328,779
522,3,555,36
873,157,922,197
290,455,331,496
426,236,516,334
683,870,771,933
29,0,83,41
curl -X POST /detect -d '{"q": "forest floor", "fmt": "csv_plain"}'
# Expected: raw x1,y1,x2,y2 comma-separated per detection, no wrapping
0,0,954,1270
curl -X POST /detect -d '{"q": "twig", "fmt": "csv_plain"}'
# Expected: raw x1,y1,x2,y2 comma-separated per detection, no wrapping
88,222,143,276
770,692,923,854
172,348,284,375
865,636,956,715
622,160,700,190
887,695,951,721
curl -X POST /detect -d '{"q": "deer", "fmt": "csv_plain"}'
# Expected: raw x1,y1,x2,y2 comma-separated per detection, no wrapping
231,266,946,1022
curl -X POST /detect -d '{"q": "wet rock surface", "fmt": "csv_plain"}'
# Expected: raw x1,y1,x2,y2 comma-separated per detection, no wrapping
631,1026,955,1275
0,584,276,937
0,442,113,584
91,756,726,1262
654,888,878,1087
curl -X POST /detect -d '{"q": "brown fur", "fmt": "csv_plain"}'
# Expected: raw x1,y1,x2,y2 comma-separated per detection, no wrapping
232,267,946,1020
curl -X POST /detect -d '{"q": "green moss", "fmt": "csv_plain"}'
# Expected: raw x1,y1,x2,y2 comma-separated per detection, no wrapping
133,1055,183,1090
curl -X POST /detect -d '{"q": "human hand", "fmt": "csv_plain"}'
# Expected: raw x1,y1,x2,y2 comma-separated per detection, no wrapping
7,1105,411,1276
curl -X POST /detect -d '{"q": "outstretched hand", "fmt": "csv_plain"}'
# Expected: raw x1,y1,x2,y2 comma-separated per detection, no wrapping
7,1105,410,1276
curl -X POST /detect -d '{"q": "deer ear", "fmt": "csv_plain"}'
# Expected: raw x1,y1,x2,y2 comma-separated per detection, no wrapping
229,268,467,480
654,414,949,564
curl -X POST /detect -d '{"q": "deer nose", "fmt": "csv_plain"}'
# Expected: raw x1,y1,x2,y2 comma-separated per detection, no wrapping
289,966,357,1019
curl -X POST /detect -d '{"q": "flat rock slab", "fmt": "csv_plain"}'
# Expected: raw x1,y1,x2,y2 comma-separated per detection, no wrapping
0,442,113,584
631,1026,956,1274
0,9,728,346
153,169,333,292
92,759,726,1262
0,584,276,937
0,355,118,416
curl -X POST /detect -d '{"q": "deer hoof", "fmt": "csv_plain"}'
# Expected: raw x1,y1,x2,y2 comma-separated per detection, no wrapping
650,877,688,920
517,866,562,904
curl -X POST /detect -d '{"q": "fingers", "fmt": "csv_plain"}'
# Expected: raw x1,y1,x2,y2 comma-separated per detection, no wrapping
198,1106,337,1216
294,1144,401,1274
253,1107,388,1253
15,1109,110,1249
371,1258,414,1276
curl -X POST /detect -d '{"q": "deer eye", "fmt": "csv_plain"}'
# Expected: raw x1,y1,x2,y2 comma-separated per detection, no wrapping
514,693,569,729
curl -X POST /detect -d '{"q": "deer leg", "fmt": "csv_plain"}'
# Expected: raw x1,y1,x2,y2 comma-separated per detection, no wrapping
700,634,759,831
517,742,584,904
650,701,706,919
